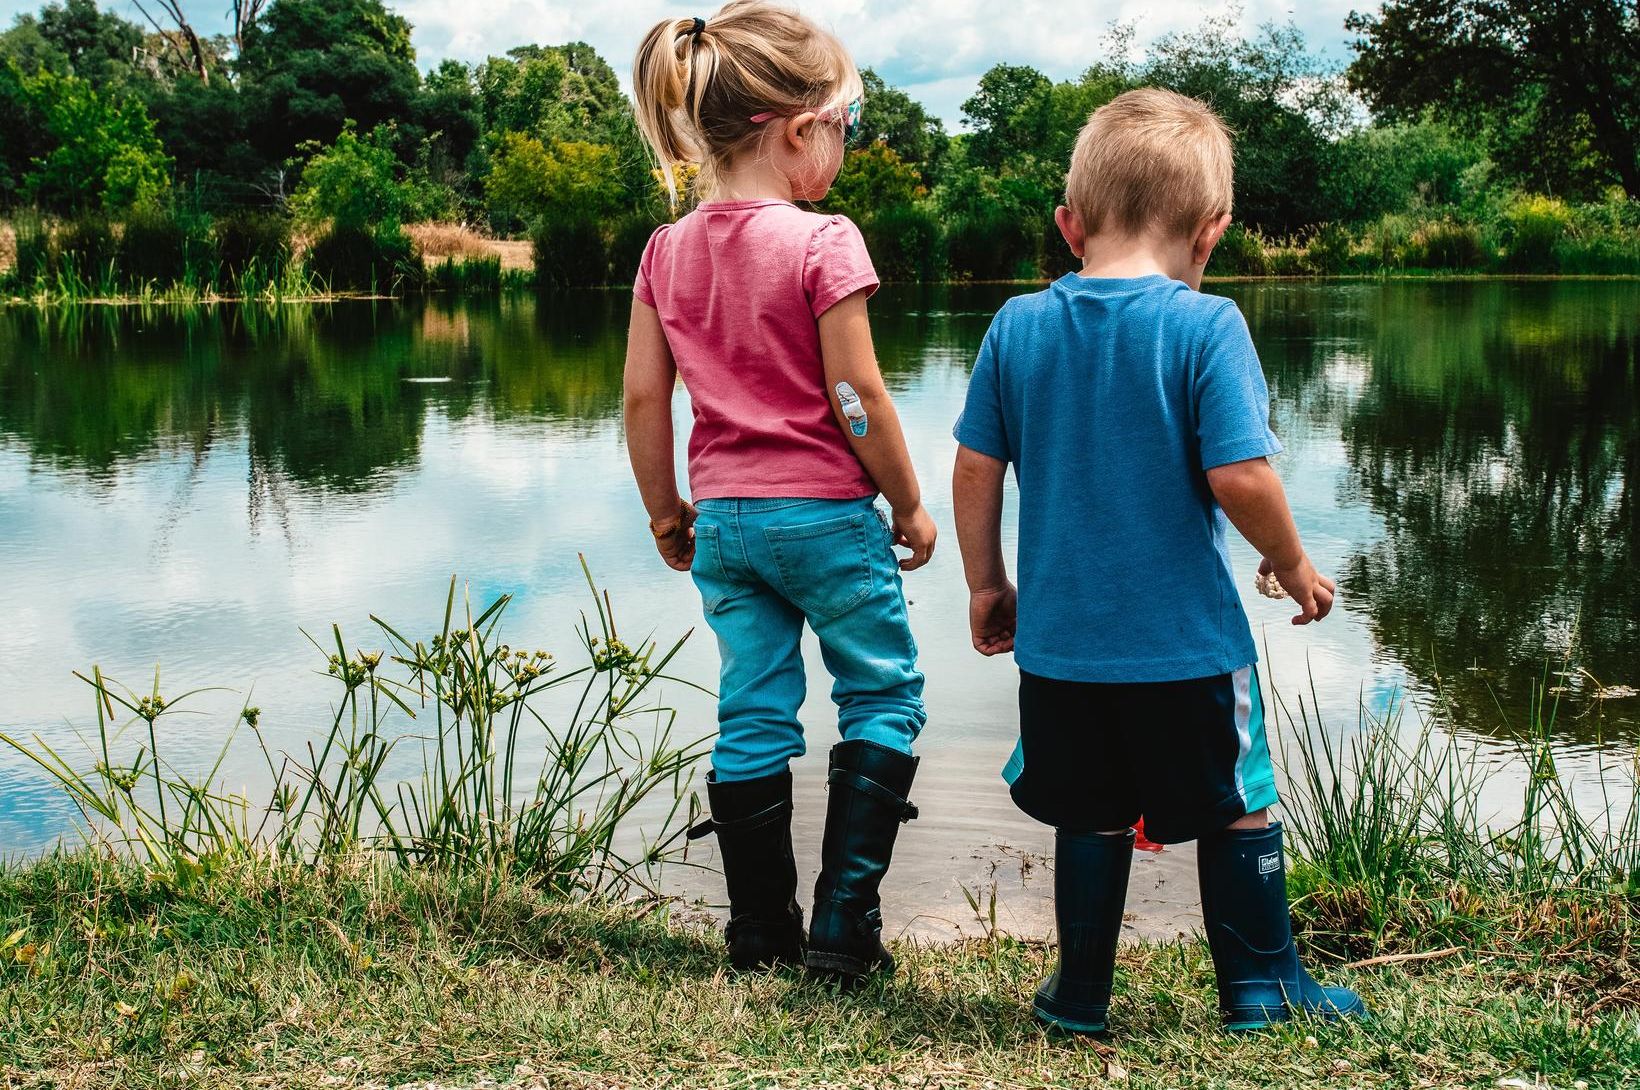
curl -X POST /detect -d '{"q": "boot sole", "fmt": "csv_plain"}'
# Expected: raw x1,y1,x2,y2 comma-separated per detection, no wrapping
804,949,891,979
1031,1001,1108,1034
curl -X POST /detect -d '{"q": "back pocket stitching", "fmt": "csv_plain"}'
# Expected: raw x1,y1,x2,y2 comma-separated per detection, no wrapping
764,513,872,618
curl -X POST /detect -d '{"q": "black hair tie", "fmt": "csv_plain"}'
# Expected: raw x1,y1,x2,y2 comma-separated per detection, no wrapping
689,17,706,36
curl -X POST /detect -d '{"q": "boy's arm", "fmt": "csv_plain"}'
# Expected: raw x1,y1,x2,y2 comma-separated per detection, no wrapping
623,299,694,572
818,290,935,571
1206,457,1334,624
953,445,1017,655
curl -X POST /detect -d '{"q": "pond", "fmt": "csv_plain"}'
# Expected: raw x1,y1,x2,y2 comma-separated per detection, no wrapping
1,282,1636,935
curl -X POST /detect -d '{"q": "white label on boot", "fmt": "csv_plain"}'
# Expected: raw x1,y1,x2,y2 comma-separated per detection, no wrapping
1258,851,1281,874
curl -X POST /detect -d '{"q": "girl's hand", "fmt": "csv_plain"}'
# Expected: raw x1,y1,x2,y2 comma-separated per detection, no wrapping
892,503,937,571
650,501,698,572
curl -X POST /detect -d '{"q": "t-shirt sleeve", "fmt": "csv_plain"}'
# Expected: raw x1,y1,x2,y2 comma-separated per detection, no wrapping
632,224,669,307
952,318,1010,462
803,215,880,318
1194,301,1284,469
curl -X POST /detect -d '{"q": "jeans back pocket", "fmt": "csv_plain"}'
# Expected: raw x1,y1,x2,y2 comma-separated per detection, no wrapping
691,522,730,614
764,512,873,619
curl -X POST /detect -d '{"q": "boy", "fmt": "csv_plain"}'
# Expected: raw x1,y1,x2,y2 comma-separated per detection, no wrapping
951,88,1366,1033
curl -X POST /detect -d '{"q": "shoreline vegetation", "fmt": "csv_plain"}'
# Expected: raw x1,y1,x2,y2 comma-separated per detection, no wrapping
2,215,1638,308
4,4,1639,307
2,582,1636,1087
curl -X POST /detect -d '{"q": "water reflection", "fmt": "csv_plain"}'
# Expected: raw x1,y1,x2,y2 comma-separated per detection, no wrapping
1,281,1636,859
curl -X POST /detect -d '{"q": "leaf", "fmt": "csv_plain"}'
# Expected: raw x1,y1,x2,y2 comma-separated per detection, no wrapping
115,1001,137,1019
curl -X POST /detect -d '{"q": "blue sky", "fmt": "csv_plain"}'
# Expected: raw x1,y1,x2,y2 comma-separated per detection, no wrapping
1,1,1367,125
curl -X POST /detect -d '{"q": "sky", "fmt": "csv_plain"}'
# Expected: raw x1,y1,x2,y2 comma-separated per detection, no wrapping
0,0,1368,126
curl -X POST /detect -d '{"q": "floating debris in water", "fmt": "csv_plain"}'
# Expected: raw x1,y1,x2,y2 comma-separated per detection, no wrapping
1595,684,1638,700
402,376,454,384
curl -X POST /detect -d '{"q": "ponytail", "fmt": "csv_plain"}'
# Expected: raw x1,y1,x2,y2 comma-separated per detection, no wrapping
631,2,862,205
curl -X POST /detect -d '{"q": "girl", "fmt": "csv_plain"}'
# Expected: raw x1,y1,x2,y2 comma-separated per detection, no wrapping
624,1,935,980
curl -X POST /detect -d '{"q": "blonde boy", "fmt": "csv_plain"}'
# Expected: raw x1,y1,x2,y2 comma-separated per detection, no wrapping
951,88,1366,1033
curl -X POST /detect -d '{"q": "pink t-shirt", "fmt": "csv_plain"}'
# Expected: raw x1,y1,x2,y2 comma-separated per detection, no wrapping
633,199,880,501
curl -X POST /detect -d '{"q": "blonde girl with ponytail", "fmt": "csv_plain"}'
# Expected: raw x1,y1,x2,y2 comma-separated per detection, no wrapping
623,1,933,982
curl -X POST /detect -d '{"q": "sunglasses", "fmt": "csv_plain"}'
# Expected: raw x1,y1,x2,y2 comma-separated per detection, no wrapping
750,95,863,147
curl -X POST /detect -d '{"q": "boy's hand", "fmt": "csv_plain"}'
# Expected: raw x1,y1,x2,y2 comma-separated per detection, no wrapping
969,582,1018,655
892,503,937,571
1259,556,1335,625
650,501,697,572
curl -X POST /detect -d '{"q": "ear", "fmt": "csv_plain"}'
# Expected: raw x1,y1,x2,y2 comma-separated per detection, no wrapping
1191,213,1232,267
784,110,819,154
1054,205,1087,259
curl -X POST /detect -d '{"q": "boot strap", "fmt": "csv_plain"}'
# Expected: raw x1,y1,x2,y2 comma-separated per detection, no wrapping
687,799,791,841
827,769,918,822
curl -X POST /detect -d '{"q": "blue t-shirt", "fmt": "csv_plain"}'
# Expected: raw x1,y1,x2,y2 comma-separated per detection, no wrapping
953,273,1282,683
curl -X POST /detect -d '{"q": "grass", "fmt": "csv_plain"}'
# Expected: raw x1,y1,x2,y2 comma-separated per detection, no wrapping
1,854,1632,1089
0,585,1636,1087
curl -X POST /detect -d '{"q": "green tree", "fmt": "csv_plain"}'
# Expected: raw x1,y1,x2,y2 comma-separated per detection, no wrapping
0,1,143,87
237,0,420,166
961,64,1051,171
485,131,620,228
1347,0,1640,200
825,142,926,221
857,69,947,177
291,122,406,230
20,67,170,211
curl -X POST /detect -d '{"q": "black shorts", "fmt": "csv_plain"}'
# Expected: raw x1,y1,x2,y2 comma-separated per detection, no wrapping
1004,667,1279,844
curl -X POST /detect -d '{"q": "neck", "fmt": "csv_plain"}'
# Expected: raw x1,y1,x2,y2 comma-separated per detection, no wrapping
1078,230,1201,288
710,155,794,203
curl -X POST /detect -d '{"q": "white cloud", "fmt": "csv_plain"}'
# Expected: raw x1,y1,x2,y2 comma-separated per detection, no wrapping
3,0,1366,125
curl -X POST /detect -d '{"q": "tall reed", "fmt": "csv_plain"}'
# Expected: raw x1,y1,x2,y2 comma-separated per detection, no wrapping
0,563,711,900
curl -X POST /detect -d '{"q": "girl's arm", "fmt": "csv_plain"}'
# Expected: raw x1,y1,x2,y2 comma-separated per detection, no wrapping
623,299,695,571
817,290,936,571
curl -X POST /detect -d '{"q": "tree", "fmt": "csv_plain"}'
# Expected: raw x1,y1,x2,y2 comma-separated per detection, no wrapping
857,69,947,177
0,1,143,88
290,122,405,230
826,142,925,221
961,64,1051,171
18,66,170,211
237,0,420,165
484,132,620,228
1347,0,1640,200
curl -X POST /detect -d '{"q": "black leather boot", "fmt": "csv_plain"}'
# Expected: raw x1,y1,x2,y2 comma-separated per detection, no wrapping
687,769,805,971
804,739,918,980
1033,828,1135,1033
1197,822,1367,1031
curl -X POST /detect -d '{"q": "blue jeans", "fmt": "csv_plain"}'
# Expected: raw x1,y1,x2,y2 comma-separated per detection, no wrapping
691,497,926,782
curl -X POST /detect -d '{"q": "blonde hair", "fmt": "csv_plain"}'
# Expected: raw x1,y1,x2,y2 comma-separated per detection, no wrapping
632,1,862,202
1065,88,1234,239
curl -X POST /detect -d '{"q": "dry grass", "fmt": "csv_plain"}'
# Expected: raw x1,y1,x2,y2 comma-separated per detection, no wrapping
405,223,532,272
0,222,15,274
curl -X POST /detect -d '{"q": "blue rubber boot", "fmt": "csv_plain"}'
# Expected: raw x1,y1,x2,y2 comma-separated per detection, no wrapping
1196,822,1367,1031
1032,828,1134,1033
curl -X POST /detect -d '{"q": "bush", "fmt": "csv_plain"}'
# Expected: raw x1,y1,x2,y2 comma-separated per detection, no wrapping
306,224,421,293
608,211,663,286
1501,195,1571,272
945,208,1037,280
214,210,292,283
118,206,211,289
54,214,117,288
1407,220,1488,270
864,203,944,282
1209,223,1270,276
1303,223,1353,275
532,214,608,290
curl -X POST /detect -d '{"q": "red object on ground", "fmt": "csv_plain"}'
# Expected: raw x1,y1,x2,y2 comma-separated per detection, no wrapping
1134,817,1165,853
